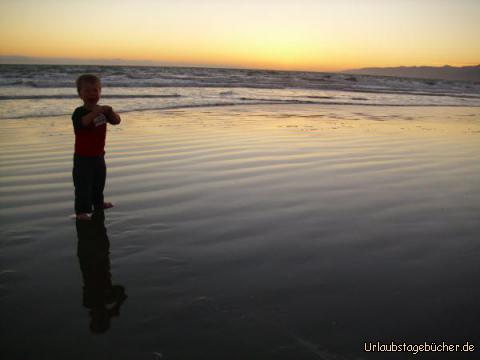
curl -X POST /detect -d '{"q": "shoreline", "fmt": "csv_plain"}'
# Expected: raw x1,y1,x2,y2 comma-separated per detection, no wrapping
2,101,480,122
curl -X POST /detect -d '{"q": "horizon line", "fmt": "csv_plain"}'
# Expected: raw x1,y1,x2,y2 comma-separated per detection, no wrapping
1,55,478,74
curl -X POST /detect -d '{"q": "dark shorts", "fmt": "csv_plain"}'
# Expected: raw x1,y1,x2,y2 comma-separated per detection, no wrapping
72,154,106,214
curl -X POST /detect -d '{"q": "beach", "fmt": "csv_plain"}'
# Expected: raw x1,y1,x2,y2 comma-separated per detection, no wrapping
1,104,479,359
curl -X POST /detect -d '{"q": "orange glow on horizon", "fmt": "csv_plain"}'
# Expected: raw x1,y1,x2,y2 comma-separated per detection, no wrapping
0,0,478,72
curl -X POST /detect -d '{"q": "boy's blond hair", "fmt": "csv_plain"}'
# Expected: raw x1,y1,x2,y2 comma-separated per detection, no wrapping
76,74,101,94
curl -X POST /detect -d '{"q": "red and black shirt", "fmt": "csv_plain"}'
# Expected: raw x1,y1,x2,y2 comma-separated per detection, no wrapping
72,106,107,156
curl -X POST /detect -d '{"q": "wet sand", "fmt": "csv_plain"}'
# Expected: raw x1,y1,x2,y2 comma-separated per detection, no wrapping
1,104,479,359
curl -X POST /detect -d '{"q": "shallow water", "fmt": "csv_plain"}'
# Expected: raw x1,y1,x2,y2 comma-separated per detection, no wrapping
0,104,479,359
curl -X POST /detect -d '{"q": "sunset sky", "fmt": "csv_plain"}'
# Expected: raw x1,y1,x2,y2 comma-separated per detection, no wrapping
0,0,479,71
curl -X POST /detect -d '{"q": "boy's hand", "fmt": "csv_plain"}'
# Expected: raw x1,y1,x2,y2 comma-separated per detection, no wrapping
92,105,105,115
101,105,113,114
101,105,121,125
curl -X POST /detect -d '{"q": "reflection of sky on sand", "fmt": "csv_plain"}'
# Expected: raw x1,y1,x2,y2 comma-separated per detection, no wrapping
0,104,479,359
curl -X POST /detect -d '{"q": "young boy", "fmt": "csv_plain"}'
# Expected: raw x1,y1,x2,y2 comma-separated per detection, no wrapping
72,74,121,220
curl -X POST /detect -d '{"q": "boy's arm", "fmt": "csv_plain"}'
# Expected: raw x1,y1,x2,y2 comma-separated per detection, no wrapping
72,106,103,129
103,106,121,125
80,107,104,127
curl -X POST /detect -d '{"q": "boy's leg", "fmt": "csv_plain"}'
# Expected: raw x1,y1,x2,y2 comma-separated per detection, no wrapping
73,155,94,214
92,155,107,210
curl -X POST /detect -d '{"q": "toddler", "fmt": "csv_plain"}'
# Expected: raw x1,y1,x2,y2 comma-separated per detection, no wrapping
72,74,121,220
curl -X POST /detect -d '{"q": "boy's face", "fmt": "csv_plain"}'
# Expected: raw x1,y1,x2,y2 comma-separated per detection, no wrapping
79,81,101,105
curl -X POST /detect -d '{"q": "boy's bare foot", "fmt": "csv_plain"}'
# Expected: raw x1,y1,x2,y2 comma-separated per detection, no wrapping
76,213,92,221
103,202,114,209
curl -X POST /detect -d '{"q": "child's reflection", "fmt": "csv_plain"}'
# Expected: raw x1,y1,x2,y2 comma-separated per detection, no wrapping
75,210,127,333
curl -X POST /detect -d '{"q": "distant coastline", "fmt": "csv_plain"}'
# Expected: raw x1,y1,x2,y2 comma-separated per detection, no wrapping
343,65,480,82
1,56,479,83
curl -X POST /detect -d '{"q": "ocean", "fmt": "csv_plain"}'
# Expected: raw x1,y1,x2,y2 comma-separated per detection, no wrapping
1,64,479,120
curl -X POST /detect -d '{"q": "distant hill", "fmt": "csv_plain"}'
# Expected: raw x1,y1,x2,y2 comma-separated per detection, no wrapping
343,65,480,82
